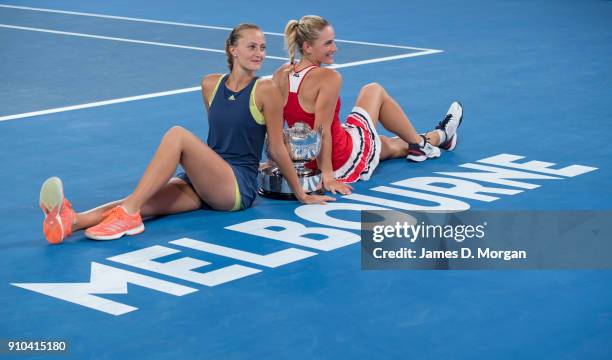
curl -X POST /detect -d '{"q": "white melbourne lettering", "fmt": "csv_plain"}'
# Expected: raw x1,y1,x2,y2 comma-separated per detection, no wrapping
11,262,197,316
169,238,318,268
107,245,261,286
225,219,360,251
12,154,598,315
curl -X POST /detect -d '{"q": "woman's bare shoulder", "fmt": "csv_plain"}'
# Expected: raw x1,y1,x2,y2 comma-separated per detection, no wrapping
201,73,224,91
310,67,342,86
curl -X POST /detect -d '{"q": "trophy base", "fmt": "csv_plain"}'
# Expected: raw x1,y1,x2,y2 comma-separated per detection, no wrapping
258,166,323,200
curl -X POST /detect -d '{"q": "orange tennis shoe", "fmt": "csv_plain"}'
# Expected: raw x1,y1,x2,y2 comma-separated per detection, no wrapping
85,206,144,241
39,177,76,244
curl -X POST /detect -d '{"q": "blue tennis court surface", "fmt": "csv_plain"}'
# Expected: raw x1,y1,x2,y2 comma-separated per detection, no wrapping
1,0,611,358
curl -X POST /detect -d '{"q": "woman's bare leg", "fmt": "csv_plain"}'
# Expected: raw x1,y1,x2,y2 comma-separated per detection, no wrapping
73,177,203,231
354,83,441,148
120,126,237,214
379,135,409,160
74,125,237,233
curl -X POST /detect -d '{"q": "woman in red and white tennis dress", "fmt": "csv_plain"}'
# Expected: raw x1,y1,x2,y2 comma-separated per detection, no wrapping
273,15,463,195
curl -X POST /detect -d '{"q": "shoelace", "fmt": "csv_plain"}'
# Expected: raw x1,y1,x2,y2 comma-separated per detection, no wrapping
436,114,452,129
101,207,126,223
421,134,431,149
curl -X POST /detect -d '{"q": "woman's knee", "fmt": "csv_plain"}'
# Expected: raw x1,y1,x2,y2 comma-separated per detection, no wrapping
360,82,385,98
167,125,189,137
163,125,190,146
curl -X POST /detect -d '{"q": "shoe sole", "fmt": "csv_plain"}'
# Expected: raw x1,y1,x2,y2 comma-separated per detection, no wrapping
442,101,463,151
40,177,64,213
85,224,145,241
407,147,441,162
39,177,65,244
407,154,427,162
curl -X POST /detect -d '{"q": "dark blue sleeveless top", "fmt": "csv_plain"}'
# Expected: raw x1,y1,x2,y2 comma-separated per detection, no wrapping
207,74,267,206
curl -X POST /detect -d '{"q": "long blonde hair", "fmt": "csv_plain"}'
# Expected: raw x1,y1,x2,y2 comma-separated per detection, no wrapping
284,15,329,65
225,23,261,70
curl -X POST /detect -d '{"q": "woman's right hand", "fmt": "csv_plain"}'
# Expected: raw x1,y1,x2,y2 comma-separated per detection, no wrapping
298,193,336,205
323,178,353,195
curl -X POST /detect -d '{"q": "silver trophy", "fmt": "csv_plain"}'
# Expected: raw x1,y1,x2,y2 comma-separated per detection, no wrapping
258,122,324,200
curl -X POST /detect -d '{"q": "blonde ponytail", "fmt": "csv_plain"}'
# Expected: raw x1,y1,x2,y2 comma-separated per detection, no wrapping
284,20,299,65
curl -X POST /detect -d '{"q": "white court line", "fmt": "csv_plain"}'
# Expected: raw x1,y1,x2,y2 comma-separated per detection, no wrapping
0,3,444,122
0,75,269,122
0,51,439,123
3,49,446,123
0,87,200,122
329,49,442,69
0,24,289,60
0,3,439,51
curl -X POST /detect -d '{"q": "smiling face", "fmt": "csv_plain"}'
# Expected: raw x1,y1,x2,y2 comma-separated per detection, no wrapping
303,25,337,65
228,28,266,72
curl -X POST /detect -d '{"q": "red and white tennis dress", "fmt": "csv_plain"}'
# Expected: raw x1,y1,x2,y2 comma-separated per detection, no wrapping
283,65,382,183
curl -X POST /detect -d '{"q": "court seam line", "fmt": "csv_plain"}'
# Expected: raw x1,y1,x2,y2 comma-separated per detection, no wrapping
0,24,290,60
0,49,441,123
0,3,440,51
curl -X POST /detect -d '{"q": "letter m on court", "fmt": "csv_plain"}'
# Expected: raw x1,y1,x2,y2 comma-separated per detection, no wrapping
11,262,197,316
